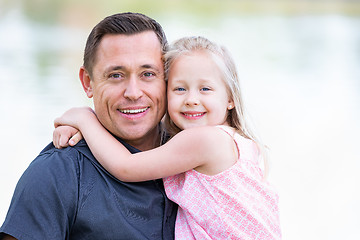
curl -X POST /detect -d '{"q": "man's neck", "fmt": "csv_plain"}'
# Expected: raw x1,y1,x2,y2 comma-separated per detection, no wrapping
124,124,163,151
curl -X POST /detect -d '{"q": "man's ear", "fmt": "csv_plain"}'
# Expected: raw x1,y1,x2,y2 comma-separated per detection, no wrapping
79,66,93,98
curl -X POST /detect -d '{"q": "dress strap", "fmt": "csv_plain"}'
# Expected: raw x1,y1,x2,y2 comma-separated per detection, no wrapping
215,125,235,136
215,125,240,161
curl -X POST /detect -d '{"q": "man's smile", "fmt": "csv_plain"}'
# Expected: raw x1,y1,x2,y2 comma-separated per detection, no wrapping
119,107,149,114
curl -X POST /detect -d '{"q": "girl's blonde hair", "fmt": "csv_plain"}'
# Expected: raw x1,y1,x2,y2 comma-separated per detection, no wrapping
164,36,269,176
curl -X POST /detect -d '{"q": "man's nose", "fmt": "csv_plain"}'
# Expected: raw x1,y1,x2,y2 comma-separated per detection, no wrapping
124,76,143,101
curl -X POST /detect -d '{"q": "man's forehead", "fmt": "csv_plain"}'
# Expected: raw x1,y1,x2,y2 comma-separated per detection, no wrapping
93,33,164,73
101,31,161,49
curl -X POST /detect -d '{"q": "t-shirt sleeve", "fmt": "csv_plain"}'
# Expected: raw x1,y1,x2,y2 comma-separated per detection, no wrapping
0,146,79,239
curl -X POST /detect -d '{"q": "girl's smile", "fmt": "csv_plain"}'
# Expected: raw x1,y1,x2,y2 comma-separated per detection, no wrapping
181,111,206,120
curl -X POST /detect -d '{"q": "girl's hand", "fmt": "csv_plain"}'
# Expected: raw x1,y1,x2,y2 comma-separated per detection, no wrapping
53,126,83,149
53,107,94,149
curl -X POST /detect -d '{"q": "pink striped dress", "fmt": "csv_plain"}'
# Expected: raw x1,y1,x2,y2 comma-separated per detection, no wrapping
163,126,281,239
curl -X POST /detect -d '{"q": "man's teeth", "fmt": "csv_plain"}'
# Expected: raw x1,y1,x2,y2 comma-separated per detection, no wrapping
120,108,148,114
184,113,203,117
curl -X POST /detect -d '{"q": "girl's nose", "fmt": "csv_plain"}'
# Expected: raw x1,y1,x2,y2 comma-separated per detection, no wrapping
185,92,200,106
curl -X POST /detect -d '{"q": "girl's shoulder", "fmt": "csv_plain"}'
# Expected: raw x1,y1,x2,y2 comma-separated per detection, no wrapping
178,125,239,175
215,125,258,150
180,124,235,135
178,125,236,147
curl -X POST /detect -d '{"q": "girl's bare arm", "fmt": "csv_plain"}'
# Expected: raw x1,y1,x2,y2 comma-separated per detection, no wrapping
54,107,237,181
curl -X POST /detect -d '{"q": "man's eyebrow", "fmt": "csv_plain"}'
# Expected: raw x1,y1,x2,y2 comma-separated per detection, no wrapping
102,64,162,77
141,64,161,72
106,65,124,72
103,65,124,77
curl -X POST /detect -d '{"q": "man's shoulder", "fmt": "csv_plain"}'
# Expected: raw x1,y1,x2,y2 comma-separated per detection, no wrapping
38,140,92,161
25,140,93,179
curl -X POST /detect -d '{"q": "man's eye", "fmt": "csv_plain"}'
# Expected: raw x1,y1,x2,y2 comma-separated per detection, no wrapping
110,73,121,79
143,72,155,77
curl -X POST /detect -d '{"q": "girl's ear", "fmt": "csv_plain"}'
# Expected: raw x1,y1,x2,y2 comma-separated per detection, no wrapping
79,66,93,98
227,100,235,110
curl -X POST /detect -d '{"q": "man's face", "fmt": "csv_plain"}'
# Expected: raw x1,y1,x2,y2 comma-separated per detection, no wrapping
83,31,166,150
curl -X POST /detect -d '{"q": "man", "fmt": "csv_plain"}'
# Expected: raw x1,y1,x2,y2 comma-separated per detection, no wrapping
0,12,177,239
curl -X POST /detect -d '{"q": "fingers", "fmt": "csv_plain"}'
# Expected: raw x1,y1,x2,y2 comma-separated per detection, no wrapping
53,126,79,149
69,131,83,146
53,126,68,149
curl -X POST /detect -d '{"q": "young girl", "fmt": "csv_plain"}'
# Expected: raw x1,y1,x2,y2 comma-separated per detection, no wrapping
54,36,281,239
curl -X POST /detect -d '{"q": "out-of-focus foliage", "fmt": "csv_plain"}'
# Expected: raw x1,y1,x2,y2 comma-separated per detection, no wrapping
1,0,360,27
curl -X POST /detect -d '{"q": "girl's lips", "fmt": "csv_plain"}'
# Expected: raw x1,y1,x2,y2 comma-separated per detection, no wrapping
181,112,205,119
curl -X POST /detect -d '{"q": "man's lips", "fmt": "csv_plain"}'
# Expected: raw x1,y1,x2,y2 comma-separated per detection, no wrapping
118,107,149,120
119,107,149,114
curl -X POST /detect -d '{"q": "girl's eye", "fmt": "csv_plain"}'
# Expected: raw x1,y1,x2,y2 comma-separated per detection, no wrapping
201,87,211,91
175,87,186,91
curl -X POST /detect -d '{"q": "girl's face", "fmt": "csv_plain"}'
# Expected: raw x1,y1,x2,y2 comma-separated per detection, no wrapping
167,51,234,130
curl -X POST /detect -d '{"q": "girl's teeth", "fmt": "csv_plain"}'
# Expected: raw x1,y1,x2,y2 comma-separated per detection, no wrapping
185,113,202,117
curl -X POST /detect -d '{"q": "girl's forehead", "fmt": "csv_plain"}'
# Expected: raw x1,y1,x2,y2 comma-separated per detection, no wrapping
168,57,229,88
172,50,217,68
180,49,212,58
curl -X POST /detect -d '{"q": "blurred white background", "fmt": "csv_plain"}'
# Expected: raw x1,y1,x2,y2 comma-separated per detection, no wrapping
1,0,359,239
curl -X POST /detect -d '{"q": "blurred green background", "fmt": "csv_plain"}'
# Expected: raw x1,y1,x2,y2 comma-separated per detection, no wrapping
2,0,360,31
1,0,359,239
